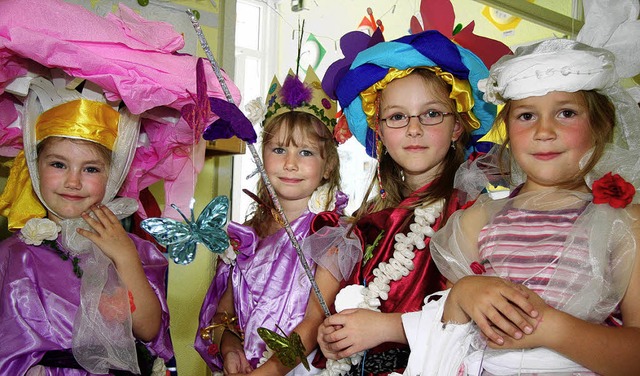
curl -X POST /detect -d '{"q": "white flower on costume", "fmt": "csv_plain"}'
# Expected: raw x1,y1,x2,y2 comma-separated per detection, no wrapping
245,97,267,125
20,218,60,246
219,243,238,265
308,183,336,214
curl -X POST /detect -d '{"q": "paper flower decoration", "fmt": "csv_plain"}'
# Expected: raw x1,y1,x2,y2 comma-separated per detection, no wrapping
410,0,512,68
182,58,257,144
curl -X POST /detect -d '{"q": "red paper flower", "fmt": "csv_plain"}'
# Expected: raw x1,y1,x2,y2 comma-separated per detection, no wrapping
592,172,635,208
470,261,486,275
207,343,220,357
333,112,353,144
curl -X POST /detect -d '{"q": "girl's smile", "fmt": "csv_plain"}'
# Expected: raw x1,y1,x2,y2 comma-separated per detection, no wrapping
531,152,562,160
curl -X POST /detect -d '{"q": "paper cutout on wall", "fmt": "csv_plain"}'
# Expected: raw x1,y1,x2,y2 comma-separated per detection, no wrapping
410,0,511,68
299,34,326,72
482,6,522,31
482,0,534,32
358,7,383,35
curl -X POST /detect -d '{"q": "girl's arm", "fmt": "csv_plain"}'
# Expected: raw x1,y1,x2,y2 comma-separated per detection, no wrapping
250,266,341,375
495,217,640,375
78,204,161,341
218,273,253,375
318,309,405,359
444,276,538,344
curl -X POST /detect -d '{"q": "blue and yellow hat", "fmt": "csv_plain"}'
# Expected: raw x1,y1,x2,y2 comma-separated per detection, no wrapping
330,30,496,158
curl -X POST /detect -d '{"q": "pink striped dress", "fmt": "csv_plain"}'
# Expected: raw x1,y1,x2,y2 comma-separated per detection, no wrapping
477,203,590,310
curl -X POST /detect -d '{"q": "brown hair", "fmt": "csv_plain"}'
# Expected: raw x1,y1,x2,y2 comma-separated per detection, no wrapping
497,90,615,189
245,111,341,237
354,68,473,220
37,136,112,168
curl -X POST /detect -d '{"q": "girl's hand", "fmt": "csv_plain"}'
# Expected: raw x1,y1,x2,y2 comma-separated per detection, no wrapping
318,309,404,359
488,286,554,349
77,204,138,265
318,319,342,360
223,348,253,375
445,276,539,345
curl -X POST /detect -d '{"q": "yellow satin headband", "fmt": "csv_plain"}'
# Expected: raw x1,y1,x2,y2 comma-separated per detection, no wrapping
36,99,119,150
360,66,480,131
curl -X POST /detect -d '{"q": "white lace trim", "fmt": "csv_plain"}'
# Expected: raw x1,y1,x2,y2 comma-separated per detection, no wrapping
319,199,445,375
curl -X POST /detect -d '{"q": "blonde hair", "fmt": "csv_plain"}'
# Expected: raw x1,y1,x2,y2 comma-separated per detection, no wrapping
356,68,473,219
497,90,615,190
246,111,341,237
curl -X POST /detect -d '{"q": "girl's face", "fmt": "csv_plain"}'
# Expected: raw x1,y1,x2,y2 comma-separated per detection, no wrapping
263,126,330,210
38,138,109,223
378,73,462,190
508,91,594,192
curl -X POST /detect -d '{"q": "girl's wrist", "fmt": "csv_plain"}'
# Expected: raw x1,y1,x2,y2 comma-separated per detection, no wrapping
220,329,244,354
537,306,567,350
380,312,406,343
444,283,471,323
110,250,143,272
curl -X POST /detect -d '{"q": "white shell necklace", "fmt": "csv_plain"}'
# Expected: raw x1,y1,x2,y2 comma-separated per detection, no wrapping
320,198,445,375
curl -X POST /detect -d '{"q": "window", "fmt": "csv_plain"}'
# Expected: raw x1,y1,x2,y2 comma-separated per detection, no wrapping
231,0,276,222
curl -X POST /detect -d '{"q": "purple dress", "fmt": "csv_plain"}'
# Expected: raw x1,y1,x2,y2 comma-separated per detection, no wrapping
195,192,348,371
0,232,173,375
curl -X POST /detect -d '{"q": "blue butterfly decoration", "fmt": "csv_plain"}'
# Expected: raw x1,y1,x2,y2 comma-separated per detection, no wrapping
141,196,230,265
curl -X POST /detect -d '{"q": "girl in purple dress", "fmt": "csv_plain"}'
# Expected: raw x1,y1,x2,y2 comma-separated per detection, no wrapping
195,67,350,375
0,78,173,375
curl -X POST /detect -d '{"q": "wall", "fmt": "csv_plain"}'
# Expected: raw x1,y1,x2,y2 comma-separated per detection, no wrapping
151,154,233,376
143,2,234,375
273,0,574,79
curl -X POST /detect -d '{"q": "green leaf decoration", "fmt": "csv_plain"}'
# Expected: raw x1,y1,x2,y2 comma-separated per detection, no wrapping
363,230,385,264
453,23,463,35
257,326,309,370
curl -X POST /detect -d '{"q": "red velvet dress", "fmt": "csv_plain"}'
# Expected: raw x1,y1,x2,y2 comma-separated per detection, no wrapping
313,181,461,375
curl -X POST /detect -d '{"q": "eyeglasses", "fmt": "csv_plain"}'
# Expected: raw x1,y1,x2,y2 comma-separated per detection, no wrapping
380,110,454,128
